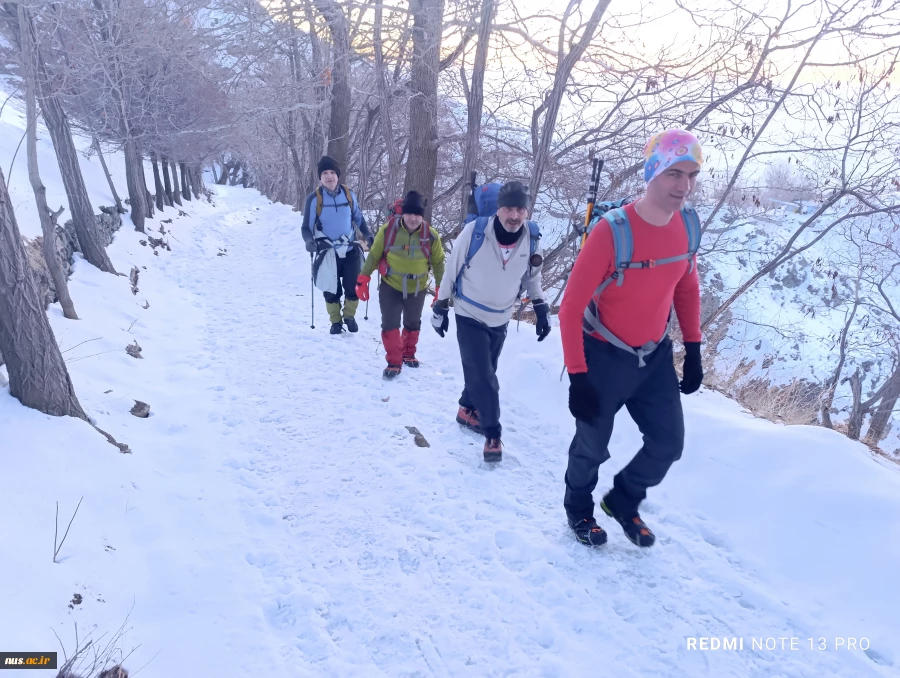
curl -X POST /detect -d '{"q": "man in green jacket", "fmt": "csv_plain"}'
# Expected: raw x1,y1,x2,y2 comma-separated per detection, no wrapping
357,191,446,379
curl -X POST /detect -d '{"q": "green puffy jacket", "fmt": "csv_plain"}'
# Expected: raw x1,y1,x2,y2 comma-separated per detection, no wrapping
361,219,446,296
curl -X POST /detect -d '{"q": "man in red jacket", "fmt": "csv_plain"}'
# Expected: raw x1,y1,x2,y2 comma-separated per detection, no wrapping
558,129,705,548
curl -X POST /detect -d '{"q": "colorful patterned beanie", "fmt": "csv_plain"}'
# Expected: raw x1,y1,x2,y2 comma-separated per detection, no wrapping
643,129,703,183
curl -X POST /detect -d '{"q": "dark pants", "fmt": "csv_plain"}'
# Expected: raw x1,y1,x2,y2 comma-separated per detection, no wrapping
457,315,507,439
379,284,427,332
322,246,361,304
564,336,684,521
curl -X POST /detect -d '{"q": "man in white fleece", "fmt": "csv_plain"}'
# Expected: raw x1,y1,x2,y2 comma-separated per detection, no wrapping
432,180,551,462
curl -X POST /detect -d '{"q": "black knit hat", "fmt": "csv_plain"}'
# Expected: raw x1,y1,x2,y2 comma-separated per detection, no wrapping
401,190,426,216
497,180,530,209
317,155,341,179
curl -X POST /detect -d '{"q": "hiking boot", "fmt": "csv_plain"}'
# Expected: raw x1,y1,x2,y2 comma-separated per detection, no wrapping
329,322,344,335
456,406,483,434
383,365,402,380
568,517,608,547
344,317,359,333
600,490,655,547
483,437,502,462
402,356,420,368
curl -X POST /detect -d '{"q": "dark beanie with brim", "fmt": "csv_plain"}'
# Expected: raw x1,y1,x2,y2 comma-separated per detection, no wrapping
497,180,530,209
402,190,426,216
317,155,341,179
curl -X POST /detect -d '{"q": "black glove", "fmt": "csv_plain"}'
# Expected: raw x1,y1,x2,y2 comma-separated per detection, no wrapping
533,299,551,342
305,239,316,253
568,372,600,422
366,233,374,248
680,342,703,395
431,301,449,338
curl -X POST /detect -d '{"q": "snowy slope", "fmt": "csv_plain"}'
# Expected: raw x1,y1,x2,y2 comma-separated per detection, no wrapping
2,176,899,676
698,203,900,454
0,81,127,240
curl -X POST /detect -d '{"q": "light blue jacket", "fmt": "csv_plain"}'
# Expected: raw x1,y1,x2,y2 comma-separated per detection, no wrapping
301,185,371,245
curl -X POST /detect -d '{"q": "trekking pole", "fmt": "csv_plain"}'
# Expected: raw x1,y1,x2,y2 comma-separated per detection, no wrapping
580,156,603,250
309,252,315,329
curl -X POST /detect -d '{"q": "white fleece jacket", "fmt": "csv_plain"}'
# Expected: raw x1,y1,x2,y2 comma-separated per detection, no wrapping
437,216,545,327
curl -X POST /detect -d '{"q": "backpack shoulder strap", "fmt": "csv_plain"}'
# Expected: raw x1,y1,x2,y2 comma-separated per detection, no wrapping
526,220,540,257
341,185,354,211
601,207,632,287
383,216,400,250
420,222,435,259
466,216,490,266
680,205,701,272
314,187,323,219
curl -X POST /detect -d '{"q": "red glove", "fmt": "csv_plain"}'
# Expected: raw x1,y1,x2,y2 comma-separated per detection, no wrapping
432,286,440,307
356,274,371,302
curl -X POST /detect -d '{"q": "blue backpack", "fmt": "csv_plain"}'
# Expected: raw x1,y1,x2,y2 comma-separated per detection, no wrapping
456,181,541,314
465,183,502,224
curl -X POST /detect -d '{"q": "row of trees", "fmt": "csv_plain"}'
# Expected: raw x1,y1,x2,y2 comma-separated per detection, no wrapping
0,1,219,427
0,0,898,449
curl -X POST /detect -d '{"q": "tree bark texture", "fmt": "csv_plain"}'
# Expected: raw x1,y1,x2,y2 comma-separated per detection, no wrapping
170,160,183,206
124,138,147,231
865,366,900,444
403,0,446,220
161,156,174,206
18,3,77,320
151,153,165,212
312,0,351,172
180,162,191,200
0,165,86,419
459,0,495,221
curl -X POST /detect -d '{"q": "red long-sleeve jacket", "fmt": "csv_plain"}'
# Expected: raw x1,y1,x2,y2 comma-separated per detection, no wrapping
559,203,702,374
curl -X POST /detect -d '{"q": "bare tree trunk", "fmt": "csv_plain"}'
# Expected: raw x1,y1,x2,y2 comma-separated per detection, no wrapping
374,0,399,201
123,138,147,231
170,160,183,206
9,7,115,274
865,366,900,444
821,280,861,428
138,156,154,220
404,0,446,219
846,369,865,440
92,136,124,214
0,165,86,419
528,0,611,213
312,0,351,171
179,162,191,201
19,6,78,321
190,163,203,198
161,155,174,206
151,152,165,213
459,0,496,220
357,107,376,213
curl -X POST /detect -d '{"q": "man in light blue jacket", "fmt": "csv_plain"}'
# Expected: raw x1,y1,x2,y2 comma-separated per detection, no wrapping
301,156,373,334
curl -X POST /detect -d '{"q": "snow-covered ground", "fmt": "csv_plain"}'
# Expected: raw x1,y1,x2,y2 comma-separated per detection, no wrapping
2,171,899,675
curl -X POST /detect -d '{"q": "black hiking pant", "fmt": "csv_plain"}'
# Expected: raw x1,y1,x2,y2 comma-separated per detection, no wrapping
379,284,427,332
322,246,361,305
564,335,684,522
457,315,507,439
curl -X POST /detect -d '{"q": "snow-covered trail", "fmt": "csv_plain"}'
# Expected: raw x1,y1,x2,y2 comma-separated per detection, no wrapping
157,186,893,677
3,183,896,678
